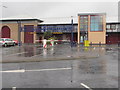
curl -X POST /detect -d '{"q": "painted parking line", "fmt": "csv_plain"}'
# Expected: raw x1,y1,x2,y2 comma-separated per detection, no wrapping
26,67,72,72
80,83,92,90
1,67,72,73
1,69,25,73
12,87,16,90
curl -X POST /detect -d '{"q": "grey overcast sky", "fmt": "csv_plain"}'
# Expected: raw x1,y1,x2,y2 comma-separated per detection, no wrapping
1,1,119,22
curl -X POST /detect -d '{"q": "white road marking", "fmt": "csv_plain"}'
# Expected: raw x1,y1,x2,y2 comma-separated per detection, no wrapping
80,83,92,90
26,67,71,72
12,87,16,90
1,67,71,73
1,69,25,73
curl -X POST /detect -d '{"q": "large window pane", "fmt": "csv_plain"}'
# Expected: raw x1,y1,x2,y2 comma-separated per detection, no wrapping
80,16,88,31
110,24,116,30
90,15,103,31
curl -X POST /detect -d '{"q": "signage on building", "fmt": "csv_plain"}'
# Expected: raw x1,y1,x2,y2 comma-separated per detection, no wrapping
28,32,36,34
40,25,72,32
52,32,63,34
20,25,73,33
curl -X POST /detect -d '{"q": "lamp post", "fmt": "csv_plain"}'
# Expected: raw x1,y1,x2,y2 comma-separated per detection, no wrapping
17,20,21,46
71,16,74,47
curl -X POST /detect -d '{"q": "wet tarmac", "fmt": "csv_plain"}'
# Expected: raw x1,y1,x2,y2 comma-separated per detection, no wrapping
1,44,119,88
2,44,118,62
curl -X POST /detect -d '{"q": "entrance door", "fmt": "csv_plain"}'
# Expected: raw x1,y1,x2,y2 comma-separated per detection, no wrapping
80,32,88,44
106,33,119,44
1,26,11,38
24,25,34,43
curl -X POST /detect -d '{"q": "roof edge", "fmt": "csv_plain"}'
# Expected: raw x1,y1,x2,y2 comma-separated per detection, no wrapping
0,19,43,23
78,13,106,16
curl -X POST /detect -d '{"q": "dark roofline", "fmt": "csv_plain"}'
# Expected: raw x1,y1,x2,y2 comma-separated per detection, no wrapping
106,22,120,24
0,19,43,23
38,23,78,26
78,13,106,15
38,22,120,26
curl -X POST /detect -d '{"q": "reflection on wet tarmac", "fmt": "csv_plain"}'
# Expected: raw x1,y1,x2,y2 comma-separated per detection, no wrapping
19,46,43,57
2,44,119,88
2,44,119,60
43,49,47,58
23,46,35,57
77,59,106,74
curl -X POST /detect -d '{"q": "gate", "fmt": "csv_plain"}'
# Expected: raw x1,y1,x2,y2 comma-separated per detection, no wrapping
24,25,34,43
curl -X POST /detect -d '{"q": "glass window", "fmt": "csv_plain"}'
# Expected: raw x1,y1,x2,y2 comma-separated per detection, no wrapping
106,25,110,30
9,39,13,41
6,39,12,41
80,16,88,31
90,15,103,31
74,25,77,32
110,24,116,30
5,39,9,41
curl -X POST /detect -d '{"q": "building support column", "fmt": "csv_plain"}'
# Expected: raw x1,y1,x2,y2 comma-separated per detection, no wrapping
103,15,106,44
34,24,38,44
77,16,80,44
88,15,90,41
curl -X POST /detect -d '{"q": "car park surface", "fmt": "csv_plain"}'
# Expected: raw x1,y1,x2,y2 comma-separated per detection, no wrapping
1,44,119,88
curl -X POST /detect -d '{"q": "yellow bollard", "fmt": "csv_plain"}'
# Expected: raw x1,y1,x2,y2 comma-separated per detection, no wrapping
84,40,90,47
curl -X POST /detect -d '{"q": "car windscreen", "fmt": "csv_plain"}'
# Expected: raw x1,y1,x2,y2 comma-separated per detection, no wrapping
5,39,13,41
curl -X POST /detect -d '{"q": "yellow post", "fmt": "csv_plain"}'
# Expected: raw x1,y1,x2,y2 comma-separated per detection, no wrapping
84,40,90,47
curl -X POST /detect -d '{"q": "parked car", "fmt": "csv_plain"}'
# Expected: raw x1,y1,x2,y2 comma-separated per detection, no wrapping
0,38,16,47
13,40,18,45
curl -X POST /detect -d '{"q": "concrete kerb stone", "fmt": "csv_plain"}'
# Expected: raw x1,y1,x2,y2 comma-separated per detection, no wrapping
1,55,99,63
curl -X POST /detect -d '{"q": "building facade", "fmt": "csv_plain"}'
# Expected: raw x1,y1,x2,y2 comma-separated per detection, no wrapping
0,19,42,44
1,13,119,45
37,24,78,42
77,13,106,44
38,22,120,45
106,22,120,44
